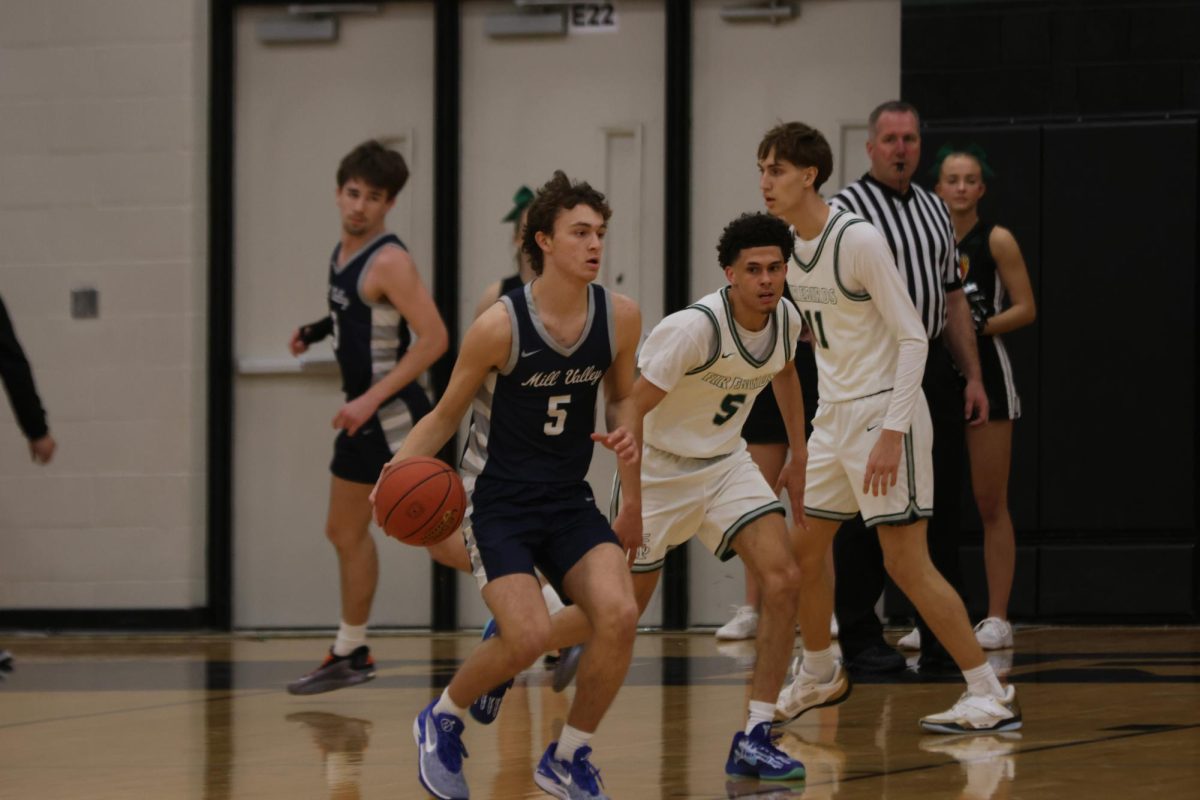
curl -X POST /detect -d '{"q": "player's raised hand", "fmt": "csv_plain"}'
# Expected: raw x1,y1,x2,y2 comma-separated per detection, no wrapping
863,428,902,496
591,427,640,466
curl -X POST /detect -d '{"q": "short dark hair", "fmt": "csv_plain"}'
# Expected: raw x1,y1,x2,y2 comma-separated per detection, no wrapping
336,140,409,200
717,212,794,269
521,171,612,275
757,122,833,191
867,100,921,138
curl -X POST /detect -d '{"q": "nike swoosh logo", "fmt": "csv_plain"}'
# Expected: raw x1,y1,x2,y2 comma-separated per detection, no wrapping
867,424,881,432
721,352,735,359
423,716,437,753
552,763,572,786
522,349,542,357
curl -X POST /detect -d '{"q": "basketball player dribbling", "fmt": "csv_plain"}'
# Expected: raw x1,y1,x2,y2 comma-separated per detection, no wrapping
374,171,643,800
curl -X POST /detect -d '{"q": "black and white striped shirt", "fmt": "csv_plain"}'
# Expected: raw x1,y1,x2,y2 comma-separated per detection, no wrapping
829,173,960,340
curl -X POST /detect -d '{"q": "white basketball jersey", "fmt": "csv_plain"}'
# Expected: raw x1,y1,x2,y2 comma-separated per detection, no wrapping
787,209,918,404
642,287,799,459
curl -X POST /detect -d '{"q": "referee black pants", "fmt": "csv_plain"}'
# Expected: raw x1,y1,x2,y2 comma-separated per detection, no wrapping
833,337,967,664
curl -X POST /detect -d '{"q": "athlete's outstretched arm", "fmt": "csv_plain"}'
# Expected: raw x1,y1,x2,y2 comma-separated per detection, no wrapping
335,247,450,435
597,293,644,564
370,304,510,503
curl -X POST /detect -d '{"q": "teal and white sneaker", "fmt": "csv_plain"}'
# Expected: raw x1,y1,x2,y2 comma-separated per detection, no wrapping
534,743,609,799
469,619,514,724
413,700,469,799
725,722,806,781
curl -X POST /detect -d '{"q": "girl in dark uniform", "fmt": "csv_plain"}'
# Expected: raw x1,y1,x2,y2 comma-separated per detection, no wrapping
933,145,1036,651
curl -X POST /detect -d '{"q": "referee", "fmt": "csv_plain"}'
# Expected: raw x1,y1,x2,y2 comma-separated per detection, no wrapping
829,101,988,674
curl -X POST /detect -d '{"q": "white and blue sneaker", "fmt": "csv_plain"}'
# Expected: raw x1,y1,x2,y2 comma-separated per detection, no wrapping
469,618,514,724
413,700,469,799
725,722,806,781
534,743,609,799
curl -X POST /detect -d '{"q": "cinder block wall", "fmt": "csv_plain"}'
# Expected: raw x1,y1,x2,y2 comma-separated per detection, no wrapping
0,1,209,609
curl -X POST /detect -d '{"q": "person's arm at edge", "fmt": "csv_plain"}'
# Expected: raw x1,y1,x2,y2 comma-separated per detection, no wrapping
0,296,54,462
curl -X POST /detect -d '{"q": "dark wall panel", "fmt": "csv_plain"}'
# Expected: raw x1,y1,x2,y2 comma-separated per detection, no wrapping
1039,121,1196,530
1039,543,1195,616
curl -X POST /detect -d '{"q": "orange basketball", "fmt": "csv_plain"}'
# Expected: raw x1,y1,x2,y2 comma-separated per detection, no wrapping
374,456,466,547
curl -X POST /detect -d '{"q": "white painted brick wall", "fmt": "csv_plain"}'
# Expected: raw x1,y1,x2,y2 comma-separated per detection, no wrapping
0,0,208,609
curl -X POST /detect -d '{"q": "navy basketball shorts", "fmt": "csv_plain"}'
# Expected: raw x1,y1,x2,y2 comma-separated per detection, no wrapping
329,389,430,485
468,479,619,602
330,421,394,485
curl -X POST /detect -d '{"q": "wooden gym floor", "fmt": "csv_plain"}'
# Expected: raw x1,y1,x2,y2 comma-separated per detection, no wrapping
1,627,1198,799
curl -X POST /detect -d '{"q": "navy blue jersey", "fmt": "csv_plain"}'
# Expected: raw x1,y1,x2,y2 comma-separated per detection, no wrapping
460,282,616,488
327,232,413,401
327,232,431,453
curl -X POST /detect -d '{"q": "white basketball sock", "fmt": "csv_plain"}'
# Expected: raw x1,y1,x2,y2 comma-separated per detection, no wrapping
802,646,837,684
432,688,468,721
332,621,367,657
963,662,1005,698
555,724,593,762
746,700,775,734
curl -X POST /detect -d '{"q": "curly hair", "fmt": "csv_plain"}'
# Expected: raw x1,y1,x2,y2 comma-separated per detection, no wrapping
717,212,794,269
521,171,612,275
757,122,833,191
336,140,409,200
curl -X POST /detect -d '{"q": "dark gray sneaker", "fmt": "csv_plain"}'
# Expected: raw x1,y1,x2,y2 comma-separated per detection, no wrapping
551,645,583,693
0,650,13,672
286,645,375,695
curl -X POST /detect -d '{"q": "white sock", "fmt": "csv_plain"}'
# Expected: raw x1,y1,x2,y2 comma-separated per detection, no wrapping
963,662,1005,698
802,647,836,684
541,582,565,616
332,621,367,657
746,700,775,734
555,724,592,762
432,688,468,721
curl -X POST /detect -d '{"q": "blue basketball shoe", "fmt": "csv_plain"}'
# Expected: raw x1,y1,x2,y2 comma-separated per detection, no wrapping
725,722,806,781
413,699,469,799
468,618,513,724
534,743,609,799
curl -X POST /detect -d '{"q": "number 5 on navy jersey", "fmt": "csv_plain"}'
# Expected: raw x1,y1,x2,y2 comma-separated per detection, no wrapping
544,394,571,435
